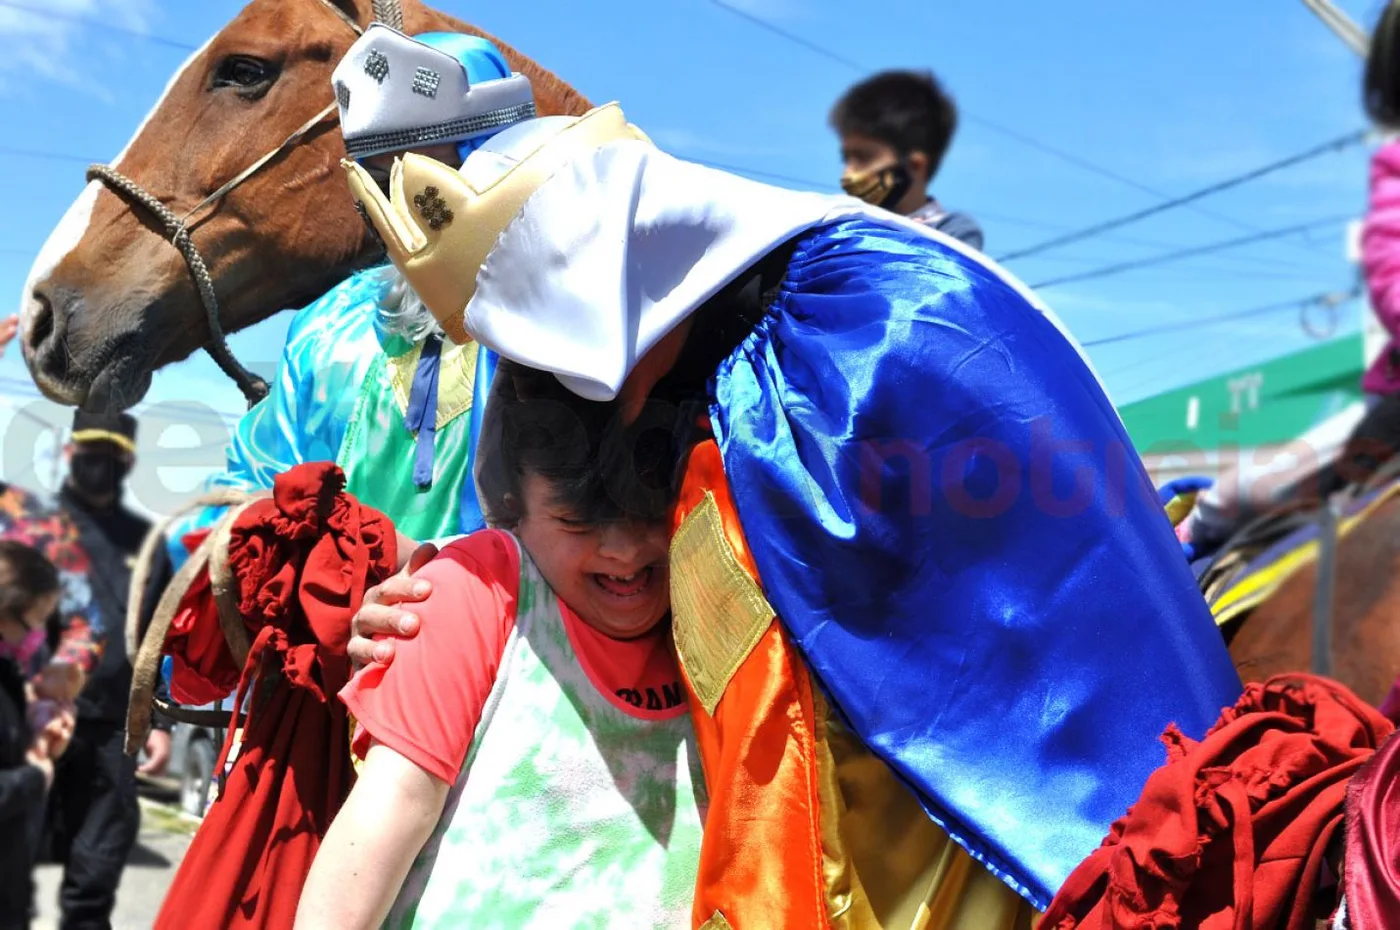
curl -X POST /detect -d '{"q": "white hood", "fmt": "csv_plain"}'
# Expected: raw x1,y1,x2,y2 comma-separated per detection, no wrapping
465,140,1100,403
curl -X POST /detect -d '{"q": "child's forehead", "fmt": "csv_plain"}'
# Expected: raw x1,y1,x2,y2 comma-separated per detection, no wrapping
520,473,587,517
840,132,896,157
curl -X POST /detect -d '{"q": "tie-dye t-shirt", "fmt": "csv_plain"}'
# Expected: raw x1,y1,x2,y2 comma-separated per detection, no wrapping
342,529,686,783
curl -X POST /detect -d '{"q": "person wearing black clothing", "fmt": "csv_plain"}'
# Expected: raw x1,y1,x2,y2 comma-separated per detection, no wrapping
0,541,70,930
41,412,172,930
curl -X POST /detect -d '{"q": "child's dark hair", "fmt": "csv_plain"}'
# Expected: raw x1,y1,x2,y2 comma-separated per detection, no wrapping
830,70,958,178
1367,3,1400,129
477,360,701,527
0,541,59,622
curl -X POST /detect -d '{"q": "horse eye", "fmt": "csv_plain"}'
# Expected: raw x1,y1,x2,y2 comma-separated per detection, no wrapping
211,56,277,92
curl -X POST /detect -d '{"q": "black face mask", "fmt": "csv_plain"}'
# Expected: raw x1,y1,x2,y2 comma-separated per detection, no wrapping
69,452,129,501
840,161,914,211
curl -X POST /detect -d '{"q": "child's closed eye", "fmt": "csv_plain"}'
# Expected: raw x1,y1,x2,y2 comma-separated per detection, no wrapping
553,517,594,535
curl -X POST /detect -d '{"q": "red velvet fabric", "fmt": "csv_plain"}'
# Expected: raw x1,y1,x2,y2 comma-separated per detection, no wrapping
165,527,242,706
1342,729,1400,929
154,463,396,930
1042,675,1391,930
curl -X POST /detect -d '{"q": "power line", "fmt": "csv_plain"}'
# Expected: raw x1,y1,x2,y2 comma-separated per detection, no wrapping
1080,286,1361,349
0,144,1339,277
0,146,97,165
998,130,1368,262
0,0,197,51
680,158,1340,279
1106,336,1278,402
1030,251,1330,277
0,140,1342,286
1030,214,1353,289
0,0,1365,268
1030,245,1330,269
704,0,1168,189
1110,340,1275,405
702,0,1347,249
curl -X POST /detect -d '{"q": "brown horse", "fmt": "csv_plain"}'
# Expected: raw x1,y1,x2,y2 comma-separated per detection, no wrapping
18,0,589,410
1224,495,1400,708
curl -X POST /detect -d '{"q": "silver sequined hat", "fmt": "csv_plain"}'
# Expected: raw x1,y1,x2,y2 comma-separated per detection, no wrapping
332,24,536,161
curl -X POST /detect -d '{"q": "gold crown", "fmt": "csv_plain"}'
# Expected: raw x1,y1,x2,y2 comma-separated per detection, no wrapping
343,103,652,345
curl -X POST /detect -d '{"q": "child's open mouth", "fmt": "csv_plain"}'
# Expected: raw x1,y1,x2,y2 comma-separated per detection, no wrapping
592,567,654,598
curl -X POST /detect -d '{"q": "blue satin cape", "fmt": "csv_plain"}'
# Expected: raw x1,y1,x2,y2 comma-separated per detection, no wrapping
710,217,1243,908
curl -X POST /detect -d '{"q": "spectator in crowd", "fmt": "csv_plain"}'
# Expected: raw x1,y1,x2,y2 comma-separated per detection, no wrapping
42,412,170,930
0,540,73,930
831,69,985,250
0,321,171,930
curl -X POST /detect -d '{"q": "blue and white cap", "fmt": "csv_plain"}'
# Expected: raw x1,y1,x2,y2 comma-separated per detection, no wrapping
332,24,536,162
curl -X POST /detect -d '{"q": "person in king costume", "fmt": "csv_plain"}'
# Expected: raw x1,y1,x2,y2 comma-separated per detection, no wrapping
165,24,537,583
135,27,545,930
345,108,1246,925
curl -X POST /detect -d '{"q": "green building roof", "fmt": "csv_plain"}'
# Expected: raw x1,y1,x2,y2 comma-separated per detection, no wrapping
1118,335,1365,458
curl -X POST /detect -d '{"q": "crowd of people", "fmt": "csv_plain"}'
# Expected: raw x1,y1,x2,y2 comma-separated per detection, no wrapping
9,3,1400,929
0,388,173,929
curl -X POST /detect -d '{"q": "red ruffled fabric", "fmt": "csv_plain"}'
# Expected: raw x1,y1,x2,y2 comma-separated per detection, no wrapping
154,462,396,930
1341,729,1400,929
1042,674,1391,930
165,527,243,706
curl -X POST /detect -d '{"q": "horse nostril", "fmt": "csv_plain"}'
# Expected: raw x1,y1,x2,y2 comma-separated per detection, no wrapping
26,291,55,355
23,289,74,387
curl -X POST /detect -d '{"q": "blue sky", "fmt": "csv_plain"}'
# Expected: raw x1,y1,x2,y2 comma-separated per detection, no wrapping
0,0,1384,510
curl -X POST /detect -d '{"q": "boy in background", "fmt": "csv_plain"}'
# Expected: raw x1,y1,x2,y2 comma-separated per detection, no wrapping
831,69,985,250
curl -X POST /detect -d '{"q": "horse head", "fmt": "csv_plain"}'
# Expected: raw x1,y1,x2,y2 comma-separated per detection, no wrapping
20,0,589,410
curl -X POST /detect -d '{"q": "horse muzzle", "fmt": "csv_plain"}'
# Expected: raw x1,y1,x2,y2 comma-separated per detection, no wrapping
22,283,153,411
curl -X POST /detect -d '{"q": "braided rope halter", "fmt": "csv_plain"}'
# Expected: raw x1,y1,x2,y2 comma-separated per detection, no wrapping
87,0,406,408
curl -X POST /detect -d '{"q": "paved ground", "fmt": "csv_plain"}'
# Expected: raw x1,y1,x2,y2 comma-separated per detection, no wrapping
32,797,196,930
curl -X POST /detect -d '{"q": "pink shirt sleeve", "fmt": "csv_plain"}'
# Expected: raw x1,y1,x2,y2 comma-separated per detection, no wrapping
340,529,520,785
1364,143,1400,339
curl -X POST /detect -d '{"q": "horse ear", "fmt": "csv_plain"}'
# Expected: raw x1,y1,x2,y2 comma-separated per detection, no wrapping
328,0,422,31
327,0,374,28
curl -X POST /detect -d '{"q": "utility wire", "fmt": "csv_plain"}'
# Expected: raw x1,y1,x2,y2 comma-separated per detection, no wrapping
685,157,1339,277
0,0,197,51
0,146,98,165
705,0,1181,192
1030,215,1353,289
1,0,1368,265
703,0,1354,250
998,131,1368,262
1080,286,1361,349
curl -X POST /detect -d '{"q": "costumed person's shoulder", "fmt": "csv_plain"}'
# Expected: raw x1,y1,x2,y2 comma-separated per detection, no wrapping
796,214,1009,299
791,212,1102,383
282,267,392,350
